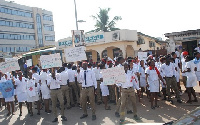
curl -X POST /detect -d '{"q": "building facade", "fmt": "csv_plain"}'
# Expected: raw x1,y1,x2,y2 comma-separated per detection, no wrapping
0,0,55,55
165,29,200,56
56,29,163,62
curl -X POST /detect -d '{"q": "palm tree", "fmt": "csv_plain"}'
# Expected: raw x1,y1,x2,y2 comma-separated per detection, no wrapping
91,8,122,32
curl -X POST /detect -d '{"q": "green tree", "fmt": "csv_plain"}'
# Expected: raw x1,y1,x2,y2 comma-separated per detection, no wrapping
91,8,122,32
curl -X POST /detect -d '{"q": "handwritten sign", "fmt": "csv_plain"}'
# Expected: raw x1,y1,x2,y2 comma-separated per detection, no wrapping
64,46,87,62
40,53,62,69
101,67,126,85
26,59,32,67
0,60,20,73
138,52,147,61
0,80,14,98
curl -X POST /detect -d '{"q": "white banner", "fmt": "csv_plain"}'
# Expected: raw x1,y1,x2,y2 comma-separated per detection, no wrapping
0,60,20,73
64,46,87,62
26,59,32,67
101,67,126,85
138,52,147,61
40,53,62,69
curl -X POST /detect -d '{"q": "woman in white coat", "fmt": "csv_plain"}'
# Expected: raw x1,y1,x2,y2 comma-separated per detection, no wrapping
145,60,165,109
183,56,198,103
39,69,51,113
27,71,38,116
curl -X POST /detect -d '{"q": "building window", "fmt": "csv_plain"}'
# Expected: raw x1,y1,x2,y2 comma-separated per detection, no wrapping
102,50,107,58
36,14,44,47
45,36,55,41
0,33,35,40
43,15,53,21
0,7,32,18
137,36,145,45
44,25,54,31
0,20,34,29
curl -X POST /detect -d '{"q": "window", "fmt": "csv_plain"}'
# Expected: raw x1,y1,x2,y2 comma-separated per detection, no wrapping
0,33,34,40
43,15,53,21
36,13,44,46
0,7,32,18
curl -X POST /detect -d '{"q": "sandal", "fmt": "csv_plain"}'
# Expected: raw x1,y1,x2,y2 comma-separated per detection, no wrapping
151,106,155,110
155,105,160,108
105,106,111,110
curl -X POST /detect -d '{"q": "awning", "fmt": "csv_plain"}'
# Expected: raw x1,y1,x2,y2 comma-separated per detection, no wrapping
22,47,57,57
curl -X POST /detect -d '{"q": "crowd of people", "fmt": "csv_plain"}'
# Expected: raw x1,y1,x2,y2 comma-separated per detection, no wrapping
0,49,200,123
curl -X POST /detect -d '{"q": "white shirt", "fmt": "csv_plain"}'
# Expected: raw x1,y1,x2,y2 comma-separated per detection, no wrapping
194,47,200,53
60,71,69,85
92,67,101,80
15,77,27,94
79,69,97,89
40,72,49,85
47,77,61,90
121,71,139,90
32,73,40,83
175,51,180,58
26,79,36,97
67,69,76,82
181,58,187,76
160,63,176,77
145,67,159,82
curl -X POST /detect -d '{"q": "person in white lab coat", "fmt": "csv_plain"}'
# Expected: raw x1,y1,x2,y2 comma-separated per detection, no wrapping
183,56,198,103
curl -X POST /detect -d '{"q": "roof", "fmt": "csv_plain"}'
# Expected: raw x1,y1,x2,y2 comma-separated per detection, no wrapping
165,29,200,37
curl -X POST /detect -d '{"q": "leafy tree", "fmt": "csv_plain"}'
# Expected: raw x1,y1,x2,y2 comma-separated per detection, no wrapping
90,8,122,32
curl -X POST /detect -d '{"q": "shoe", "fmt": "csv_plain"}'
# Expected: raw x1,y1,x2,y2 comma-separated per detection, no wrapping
192,99,198,102
80,114,88,119
151,106,155,110
105,106,111,110
67,106,71,109
52,118,58,122
127,110,133,114
19,112,22,116
177,100,182,103
115,112,120,117
46,110,51,114
30,112,33,116
134,115,140,120
7,112,11,116
186,100,192,104
92,115,96,120
37,112,40,115
155,105,160,108
61,116,67,121
120,119,125,123
97,102,101,105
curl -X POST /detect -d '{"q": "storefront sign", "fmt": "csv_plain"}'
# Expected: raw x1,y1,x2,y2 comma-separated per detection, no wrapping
58,40,72,47
85,34,104,43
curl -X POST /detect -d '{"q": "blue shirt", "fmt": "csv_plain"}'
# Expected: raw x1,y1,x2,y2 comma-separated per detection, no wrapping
0,80,14,98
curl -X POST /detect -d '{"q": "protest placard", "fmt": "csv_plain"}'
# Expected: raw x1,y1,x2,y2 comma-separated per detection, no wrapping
40,53,62,69
26,59,32,67
101,67,126,85
72,30,85,47
0,80,14,98
64,46,87,62
138,52,147,61
0,60,20,73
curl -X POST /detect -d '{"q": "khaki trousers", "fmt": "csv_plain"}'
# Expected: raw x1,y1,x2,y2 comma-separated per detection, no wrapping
78,84,82,106
96,81,102,102
120,88,137,120
109,85,116,101
69,82,80,103
50,89,64,117
60,85,70,107
81,87,95,115
165,77,180,100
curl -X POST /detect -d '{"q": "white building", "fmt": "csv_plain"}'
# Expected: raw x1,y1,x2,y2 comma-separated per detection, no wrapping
0,0,55,54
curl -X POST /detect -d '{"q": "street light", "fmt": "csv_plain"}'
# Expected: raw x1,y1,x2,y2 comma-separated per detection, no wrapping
74,0,86,30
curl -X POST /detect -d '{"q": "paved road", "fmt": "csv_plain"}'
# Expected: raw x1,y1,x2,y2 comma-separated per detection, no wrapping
0,85,200,125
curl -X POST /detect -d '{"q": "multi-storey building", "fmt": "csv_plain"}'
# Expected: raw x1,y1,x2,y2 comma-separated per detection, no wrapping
0,0,55,55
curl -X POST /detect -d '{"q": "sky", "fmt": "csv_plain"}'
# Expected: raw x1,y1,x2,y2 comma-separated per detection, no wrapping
11,0,200,41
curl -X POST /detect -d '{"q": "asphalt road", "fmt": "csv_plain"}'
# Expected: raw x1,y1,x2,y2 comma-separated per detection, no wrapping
0,85,200,125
